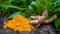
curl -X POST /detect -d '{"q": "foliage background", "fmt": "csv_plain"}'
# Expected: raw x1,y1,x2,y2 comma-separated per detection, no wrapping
0,0,60,28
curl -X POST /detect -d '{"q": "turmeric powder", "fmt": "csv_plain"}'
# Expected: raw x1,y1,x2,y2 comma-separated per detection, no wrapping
3,15,34,32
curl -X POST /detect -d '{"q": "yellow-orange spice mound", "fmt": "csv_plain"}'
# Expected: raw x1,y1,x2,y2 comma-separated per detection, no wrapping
3,15,34,32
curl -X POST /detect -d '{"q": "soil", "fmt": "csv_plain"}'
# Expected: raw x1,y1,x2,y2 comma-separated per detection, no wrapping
0,15,60,34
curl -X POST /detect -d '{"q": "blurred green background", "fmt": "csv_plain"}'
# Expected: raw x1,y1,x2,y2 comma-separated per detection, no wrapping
0,0,60,28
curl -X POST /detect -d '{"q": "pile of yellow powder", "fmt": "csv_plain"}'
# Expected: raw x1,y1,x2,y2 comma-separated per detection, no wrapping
3,15,34,32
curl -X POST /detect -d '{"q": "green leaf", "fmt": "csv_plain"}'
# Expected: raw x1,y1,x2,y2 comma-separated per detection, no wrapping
20,0,26,3
8,11,25,19
8,12,20,19
1,4,25,11
55,18,60,28
29,0,55,15
19,11,25,17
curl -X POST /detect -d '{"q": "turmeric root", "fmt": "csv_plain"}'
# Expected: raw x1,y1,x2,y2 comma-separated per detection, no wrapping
29,10,57,27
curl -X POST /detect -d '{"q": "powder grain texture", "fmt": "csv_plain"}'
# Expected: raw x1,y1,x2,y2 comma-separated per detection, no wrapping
3,16,34,32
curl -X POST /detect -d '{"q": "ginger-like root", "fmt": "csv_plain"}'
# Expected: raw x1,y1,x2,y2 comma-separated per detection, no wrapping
29,10,57,27
44,15,57,23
